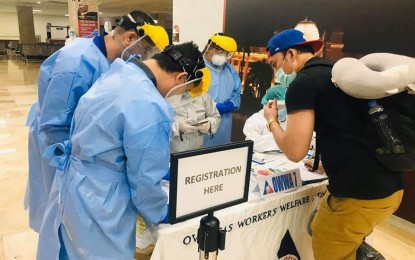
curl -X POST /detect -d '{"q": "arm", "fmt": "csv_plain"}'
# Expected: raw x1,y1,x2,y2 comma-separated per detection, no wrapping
228,64,242,109
124,122,169,224
264,100,314,162
39,48,108,145
215,66,242,114
203,95,221,133
39,72,90,144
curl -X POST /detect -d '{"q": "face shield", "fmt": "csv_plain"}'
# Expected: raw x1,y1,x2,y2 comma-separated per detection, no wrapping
121,34,161,61
205,34,237,60
204,42,234,61
165,72,210,109
211,44,234,60
120,15,168,61
163,44,207,108
188,68,211,97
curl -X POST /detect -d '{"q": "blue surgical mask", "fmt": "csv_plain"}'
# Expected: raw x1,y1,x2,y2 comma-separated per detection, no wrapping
276,54,297,86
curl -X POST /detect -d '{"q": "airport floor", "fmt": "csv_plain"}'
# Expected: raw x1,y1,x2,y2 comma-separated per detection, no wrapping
0,58,415,259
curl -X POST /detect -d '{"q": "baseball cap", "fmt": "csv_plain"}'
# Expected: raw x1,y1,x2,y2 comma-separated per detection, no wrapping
267,29,323,56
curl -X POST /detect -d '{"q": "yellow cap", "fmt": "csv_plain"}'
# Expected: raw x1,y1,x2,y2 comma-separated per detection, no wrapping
210,35,237,52
141,24,169,51
188,68,211,97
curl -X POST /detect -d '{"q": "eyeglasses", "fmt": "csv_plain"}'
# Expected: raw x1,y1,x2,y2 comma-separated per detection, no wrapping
211,45,234,59
213,46,228,55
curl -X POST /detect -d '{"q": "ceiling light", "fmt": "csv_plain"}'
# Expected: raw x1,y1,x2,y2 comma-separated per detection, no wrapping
64,14,69,17
37,1,41,4
33,9,42,12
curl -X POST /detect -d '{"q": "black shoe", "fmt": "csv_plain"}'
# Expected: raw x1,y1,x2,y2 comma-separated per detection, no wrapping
356,241,386,260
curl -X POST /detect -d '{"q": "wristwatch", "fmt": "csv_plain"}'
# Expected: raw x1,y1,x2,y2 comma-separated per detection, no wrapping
266,118,278,132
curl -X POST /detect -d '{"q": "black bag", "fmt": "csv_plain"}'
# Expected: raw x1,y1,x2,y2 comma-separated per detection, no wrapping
308,58,415,172
372,91,415,171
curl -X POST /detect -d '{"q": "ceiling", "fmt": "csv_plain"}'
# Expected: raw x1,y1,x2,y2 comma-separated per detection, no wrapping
0,0,172,17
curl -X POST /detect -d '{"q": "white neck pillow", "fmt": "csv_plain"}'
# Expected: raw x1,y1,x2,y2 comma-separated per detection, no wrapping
332,53,415,99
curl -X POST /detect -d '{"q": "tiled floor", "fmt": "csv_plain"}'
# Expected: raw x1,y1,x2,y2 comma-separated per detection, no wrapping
0,58,415,260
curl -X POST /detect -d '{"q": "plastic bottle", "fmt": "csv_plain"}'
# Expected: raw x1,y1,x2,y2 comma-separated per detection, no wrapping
368,100,405,154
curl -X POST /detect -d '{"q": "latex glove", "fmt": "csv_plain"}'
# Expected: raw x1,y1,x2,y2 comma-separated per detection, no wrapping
216,100,235,114
162,168,170,181
179,118,197,133
196,120,211,134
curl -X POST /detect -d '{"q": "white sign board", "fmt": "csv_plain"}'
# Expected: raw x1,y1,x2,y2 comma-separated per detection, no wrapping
169,141,253,223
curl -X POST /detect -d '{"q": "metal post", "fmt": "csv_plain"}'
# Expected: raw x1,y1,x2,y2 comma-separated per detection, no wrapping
197,212,226,260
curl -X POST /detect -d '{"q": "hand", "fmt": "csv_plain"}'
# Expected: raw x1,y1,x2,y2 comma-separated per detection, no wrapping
197,120,211,134
303,159,325,174
264,100,279,122
216,100,235,114
178,118,197,133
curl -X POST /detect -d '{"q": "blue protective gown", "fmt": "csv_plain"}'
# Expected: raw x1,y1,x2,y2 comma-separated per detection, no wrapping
36,59,171,260
24,37,110,232
203,60,241,147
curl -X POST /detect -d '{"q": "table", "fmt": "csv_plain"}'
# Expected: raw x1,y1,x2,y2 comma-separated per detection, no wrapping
150,179,328,260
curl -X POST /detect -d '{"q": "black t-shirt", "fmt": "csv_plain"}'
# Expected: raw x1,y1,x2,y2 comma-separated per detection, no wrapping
286,57,403,199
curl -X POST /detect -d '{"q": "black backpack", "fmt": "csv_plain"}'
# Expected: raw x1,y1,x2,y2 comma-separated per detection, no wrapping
308,58,415,172
372,91,415,171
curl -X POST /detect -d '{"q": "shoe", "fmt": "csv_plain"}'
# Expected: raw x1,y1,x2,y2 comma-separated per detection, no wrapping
356,241,385,260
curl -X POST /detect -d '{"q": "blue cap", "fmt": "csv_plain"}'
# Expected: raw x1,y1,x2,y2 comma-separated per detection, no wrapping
267,29,323,56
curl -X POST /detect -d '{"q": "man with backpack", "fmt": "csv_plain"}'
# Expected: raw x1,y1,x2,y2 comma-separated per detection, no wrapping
264,29,403,260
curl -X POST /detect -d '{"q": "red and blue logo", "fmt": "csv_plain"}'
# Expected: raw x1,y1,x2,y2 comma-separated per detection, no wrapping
264,180,275,195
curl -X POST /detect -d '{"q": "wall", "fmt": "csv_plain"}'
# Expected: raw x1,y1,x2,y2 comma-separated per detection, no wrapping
0,12,19,40
173,0,225,50
0,10,69,42
34,14,69,42
225,0,415,56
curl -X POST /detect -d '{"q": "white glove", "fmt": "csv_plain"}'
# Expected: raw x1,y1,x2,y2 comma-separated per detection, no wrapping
197,120,211,134
179,118,197,133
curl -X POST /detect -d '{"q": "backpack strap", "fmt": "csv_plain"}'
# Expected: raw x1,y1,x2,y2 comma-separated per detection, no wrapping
312,133,321,171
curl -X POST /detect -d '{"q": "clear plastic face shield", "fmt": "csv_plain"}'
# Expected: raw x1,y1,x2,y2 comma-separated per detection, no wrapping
121,34,161,61
119,14,162,61
165,68,211,109
210,43,234,60
205,42,235,60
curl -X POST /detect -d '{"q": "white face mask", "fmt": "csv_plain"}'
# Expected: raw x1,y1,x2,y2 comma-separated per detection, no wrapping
211,54,227,66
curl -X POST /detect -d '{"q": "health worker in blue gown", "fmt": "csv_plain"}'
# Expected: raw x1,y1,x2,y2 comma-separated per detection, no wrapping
25,11,169,233
202,33,241,147
36,42,207,260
